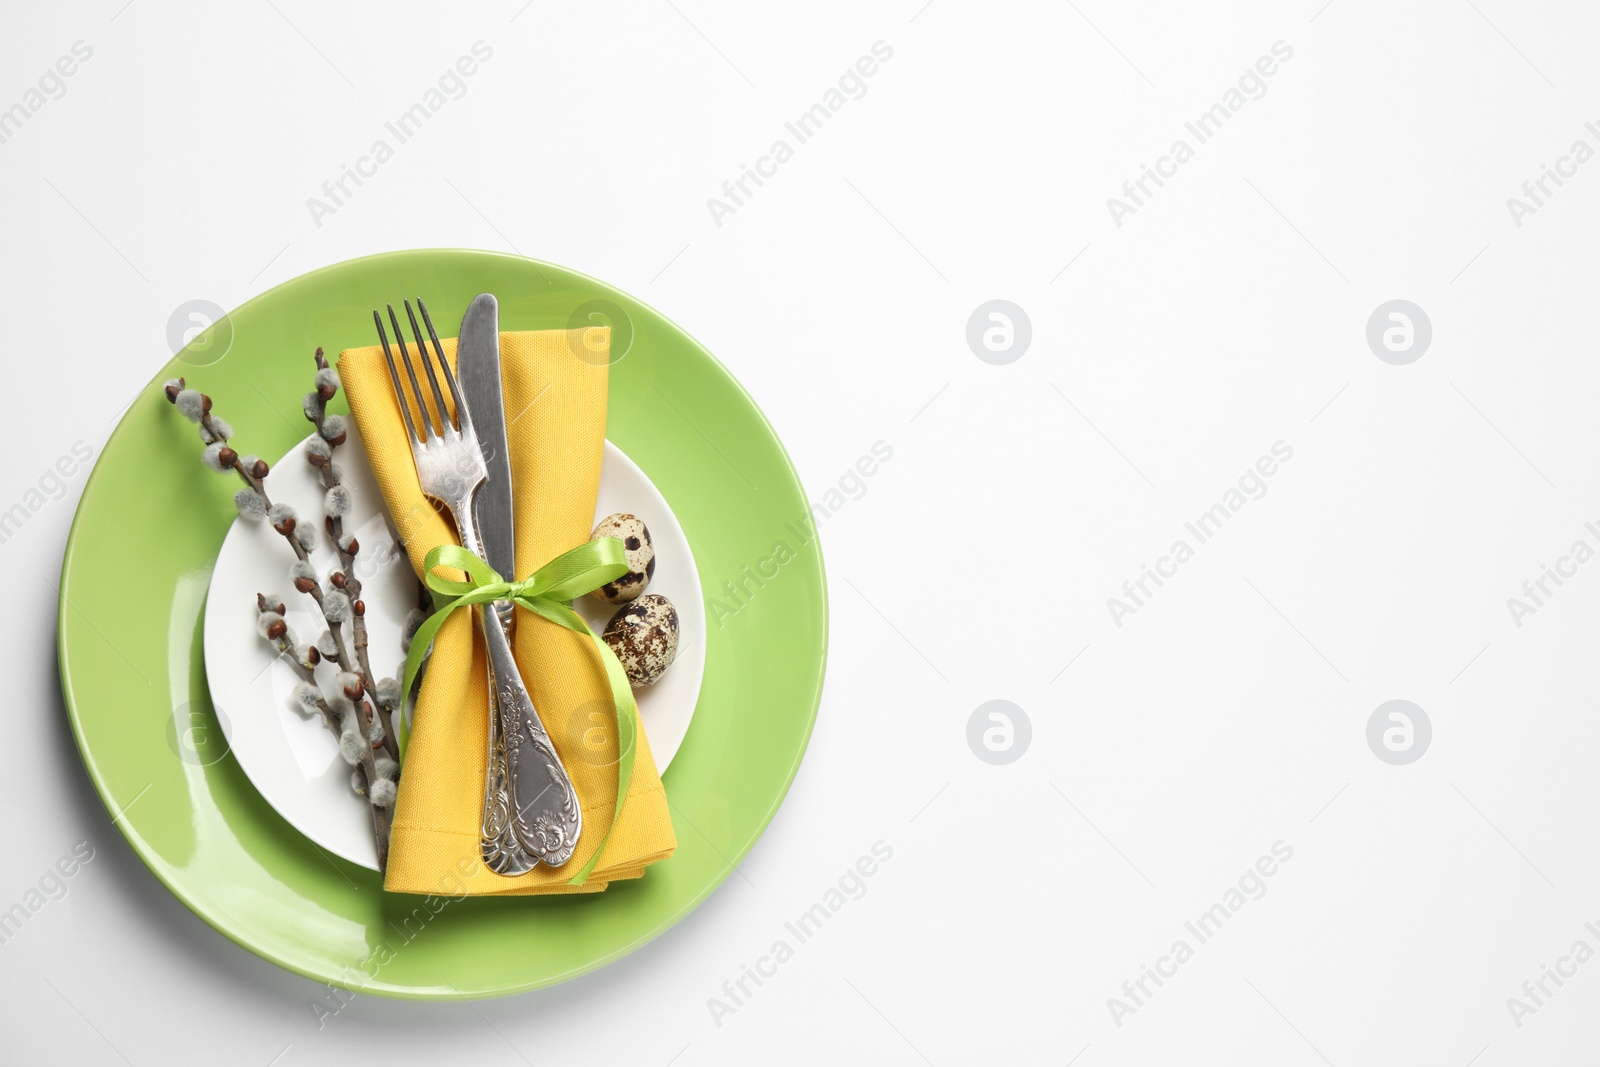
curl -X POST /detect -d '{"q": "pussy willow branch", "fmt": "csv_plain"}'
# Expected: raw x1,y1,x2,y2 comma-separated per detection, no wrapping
175,377,387,754
164,375,398,868
257,595,390,871
193,396,371,713
304,348,399,763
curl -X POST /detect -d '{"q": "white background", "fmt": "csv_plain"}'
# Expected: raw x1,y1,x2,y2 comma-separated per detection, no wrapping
4,1,1599,1063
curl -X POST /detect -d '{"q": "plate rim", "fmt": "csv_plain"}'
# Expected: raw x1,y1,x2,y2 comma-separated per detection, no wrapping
56,247,829,998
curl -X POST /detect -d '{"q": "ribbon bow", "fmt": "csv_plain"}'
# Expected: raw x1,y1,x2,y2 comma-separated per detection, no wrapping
399,537,637,885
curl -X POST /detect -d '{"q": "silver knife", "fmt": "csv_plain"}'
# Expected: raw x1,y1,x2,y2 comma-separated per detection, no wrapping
457,294,515,581
456,294,583,871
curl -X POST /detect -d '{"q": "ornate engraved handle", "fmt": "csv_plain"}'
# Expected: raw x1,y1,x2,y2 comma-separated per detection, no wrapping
450,501,581,874
477,612,537,875
482,606,582,866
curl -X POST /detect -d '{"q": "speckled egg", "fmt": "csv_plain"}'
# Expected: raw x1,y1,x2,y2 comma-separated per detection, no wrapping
602,594,679,687
588,512,655,605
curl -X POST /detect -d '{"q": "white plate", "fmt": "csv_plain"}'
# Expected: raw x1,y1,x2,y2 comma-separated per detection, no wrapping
202,424,705,871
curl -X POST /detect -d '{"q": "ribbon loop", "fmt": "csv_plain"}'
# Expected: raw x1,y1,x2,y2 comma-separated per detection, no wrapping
397,537,636,885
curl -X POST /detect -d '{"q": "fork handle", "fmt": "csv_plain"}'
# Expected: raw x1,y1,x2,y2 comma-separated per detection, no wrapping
480,605,583,865
452,500,581,873
477,608,537,876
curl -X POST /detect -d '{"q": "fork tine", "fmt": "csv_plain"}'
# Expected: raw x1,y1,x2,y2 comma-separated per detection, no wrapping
373,310,423,444
416,298,471,434
404,300,455,433
387,303,438,438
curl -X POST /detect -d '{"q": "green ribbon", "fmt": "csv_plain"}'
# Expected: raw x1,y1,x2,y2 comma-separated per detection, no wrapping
399,537,637,886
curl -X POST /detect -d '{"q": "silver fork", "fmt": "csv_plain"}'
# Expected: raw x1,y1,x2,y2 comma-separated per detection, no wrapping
374,299,583,874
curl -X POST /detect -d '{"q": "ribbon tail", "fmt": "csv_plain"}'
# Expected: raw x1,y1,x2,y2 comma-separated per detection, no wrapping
396,601,456,760
395,544,515,761
566,629,639,886
516,596,639,885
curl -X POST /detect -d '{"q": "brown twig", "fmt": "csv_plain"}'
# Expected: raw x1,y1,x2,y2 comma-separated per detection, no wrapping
301,349,399,762
257,595,392,871
164,375,399,871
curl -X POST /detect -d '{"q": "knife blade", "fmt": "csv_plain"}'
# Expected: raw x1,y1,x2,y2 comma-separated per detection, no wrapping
456,293,515,582
456,293,583,866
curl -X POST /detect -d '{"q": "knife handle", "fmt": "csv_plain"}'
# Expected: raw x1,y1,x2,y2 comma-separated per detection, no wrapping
481,605,583,865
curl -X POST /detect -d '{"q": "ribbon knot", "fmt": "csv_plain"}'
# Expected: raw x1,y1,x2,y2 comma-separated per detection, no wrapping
398,537,638,885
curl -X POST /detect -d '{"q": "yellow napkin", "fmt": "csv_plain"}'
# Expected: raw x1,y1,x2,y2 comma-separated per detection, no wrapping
339,326,676,895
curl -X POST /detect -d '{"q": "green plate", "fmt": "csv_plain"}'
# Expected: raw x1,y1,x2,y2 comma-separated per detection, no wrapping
56,249,826,998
